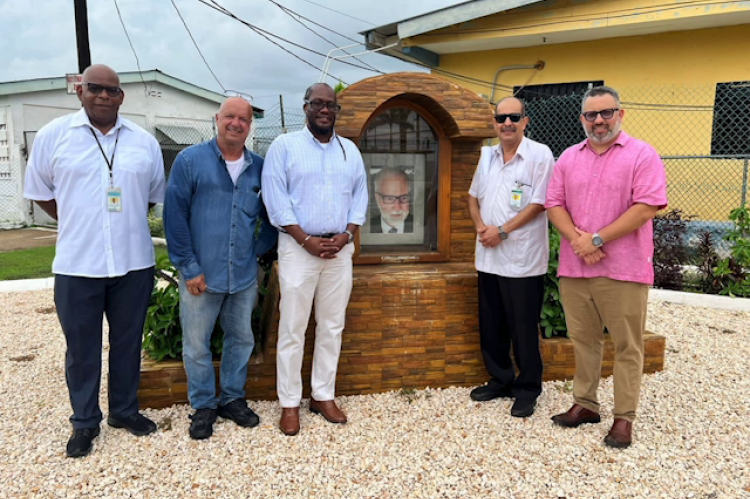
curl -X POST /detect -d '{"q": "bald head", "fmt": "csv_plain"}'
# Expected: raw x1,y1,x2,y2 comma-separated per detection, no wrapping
219,96,253,118
82,64,120,86
495,96,525,116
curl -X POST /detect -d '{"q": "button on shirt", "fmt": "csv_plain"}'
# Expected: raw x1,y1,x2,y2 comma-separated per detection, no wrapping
545,132,668,285
261,127,368,235
23,109,165,277
163,138,277,294
469,138,555,277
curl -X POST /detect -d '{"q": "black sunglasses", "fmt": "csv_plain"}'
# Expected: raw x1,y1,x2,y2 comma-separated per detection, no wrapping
83,82,123,97
305,99,342,112
581,108,619,122
494,113,524,124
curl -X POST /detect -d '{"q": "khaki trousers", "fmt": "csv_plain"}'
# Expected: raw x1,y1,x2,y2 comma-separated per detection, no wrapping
560,277,649,422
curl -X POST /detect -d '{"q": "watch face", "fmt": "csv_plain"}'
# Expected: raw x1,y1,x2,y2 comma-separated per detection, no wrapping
592,236,603,247
499,231,508,240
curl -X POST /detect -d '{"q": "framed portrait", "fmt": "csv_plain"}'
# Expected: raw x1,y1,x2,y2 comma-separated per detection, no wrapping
360,153,426,246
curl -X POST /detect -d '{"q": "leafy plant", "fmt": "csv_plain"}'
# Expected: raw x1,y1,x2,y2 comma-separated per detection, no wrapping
653,209,693,290
695,206,750,297
541,225,567,338
148,208,165,238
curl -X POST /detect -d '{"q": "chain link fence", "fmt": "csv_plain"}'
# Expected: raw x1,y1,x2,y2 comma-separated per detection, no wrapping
518,83,750,251
252,101,307,157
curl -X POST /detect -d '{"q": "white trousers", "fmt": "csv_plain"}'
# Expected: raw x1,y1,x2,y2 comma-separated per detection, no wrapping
276,233,354,407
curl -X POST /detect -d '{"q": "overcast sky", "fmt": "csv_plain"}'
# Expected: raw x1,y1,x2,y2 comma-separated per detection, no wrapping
0,0,464,111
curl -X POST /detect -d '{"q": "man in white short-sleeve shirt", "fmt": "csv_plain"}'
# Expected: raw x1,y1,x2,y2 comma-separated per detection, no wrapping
24,64,165,458
467,96,555,418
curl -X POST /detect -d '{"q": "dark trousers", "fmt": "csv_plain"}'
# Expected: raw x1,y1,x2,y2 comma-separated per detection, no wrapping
54,267,155,429
478,271,544,401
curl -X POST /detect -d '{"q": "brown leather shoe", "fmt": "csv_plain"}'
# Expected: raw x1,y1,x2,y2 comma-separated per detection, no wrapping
279,407,300,436
604,418,633,449
309,398,347,424
551,404,601,428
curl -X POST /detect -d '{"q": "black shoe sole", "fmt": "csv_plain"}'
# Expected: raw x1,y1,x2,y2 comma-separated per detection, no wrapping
551,415,602,428
106,416,157,436
511,405,536,418
470,390,513,402
189,429,213,440
604,436,632,449
66,428,100,458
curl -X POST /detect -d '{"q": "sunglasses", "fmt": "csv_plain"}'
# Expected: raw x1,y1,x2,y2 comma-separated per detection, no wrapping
83,82,123,97
376,192,410,205
494,113,524,124
581,108,619,122
305,99,342,112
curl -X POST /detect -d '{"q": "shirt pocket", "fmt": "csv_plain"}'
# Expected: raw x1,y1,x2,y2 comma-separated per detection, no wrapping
116,146,152,176
507,230,531,265
511,175,534,212
242,182,262,219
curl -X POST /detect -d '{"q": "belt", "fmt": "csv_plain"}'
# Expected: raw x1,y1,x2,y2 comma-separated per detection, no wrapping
310,233,336,238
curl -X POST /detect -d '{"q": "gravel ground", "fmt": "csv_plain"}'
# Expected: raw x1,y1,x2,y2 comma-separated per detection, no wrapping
0,290,748,499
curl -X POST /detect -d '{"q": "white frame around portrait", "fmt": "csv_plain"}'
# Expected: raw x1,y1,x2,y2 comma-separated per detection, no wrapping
360,153,426,246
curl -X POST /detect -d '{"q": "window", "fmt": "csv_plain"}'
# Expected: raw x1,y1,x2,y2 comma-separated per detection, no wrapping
711,81,750,156
358,105,444,260
515,81,603,157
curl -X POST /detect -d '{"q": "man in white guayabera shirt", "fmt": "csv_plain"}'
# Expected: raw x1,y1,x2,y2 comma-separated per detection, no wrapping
262,83,368,436
23,64,165,458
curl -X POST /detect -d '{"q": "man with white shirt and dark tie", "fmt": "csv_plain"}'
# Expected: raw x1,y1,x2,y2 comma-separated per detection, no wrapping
23,64,165,458
262,83,368,436
370,167,413,234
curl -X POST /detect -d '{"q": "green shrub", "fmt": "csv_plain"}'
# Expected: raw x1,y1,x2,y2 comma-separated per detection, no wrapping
697,206,750,297
541,225,567,338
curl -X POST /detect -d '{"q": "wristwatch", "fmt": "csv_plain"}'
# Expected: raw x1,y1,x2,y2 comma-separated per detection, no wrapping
344,230,354,244
592,232,604,248
499,226,509,241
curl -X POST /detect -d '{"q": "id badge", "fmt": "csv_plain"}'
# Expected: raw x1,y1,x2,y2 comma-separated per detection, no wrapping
510,187,523,209
107,187,123,212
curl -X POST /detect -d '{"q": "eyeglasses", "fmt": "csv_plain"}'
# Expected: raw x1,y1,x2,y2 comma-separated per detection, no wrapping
305,99,341,112
82,82,123,97
581,108,619,122
376,192,410,205
494,113,524,124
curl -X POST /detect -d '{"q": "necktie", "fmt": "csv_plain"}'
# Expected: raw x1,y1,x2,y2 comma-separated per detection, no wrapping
389,227,397,234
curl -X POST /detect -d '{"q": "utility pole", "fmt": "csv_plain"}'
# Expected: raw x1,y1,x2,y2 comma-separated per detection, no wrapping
279,95,287,134
74,0,91,73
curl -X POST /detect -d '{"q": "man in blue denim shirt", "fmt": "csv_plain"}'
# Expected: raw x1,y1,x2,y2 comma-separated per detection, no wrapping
164,97,277,440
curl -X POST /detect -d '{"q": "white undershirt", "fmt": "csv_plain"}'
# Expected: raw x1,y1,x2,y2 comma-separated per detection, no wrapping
225,157,245,185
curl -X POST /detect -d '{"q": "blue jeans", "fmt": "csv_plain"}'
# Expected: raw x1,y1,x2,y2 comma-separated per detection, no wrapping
179,278,257,409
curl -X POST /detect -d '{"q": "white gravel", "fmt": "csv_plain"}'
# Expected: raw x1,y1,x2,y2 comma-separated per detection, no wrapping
0,289,748,499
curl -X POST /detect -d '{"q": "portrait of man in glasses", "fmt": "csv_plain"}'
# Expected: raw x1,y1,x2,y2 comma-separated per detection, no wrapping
370,167,413,234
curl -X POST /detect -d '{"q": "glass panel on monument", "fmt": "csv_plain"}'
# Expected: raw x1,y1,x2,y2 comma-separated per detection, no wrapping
359,107,438,254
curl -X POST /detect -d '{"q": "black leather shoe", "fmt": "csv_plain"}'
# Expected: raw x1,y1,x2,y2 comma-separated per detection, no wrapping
107,412,157,436
470,383,513,402
510,398,537,418
189,408,218,440
218,399,260,428
66,427,100,458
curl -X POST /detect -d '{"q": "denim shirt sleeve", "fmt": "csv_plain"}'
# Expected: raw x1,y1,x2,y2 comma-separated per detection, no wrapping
255,204,278,257
163,150,203,280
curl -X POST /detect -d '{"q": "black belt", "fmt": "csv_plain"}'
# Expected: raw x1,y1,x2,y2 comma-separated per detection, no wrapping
310,233,336,238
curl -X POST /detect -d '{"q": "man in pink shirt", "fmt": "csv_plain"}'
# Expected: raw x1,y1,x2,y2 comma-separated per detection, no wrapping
545,85,667,449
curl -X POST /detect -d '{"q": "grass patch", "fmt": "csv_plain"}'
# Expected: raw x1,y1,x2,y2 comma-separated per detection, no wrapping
0,245,170,281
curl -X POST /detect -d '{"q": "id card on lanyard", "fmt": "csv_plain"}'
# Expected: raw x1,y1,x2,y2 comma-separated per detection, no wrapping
90,127,122,212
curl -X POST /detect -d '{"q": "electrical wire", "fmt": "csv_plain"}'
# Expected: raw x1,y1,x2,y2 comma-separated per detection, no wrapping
293,0,376,26
112,0,148,92
169,0,226,92
269,0,381,73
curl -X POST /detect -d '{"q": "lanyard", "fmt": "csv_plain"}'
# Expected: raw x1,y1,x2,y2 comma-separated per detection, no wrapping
89,126,120,186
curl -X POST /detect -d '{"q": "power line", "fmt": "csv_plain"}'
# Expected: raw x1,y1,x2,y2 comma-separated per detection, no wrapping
111,0,148,92
269,0,381,73
169,0,226,92
293,0,376,26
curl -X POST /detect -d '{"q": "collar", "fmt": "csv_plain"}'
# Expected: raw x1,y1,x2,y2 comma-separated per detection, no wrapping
209,137,253,166
578,131,630,151
492,136,529,161
304,124,338,145
70,108,129,134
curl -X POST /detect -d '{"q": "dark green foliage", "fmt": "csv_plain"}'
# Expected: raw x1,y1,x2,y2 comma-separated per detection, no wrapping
653,209,693,290
696,207,750,297
541,225,567,338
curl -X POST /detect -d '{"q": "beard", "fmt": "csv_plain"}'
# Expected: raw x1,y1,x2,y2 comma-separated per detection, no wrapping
308,116,335,137
585,121,621,144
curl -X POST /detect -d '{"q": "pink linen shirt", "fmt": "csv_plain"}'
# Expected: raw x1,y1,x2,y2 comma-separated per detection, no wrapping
544,132,668,285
